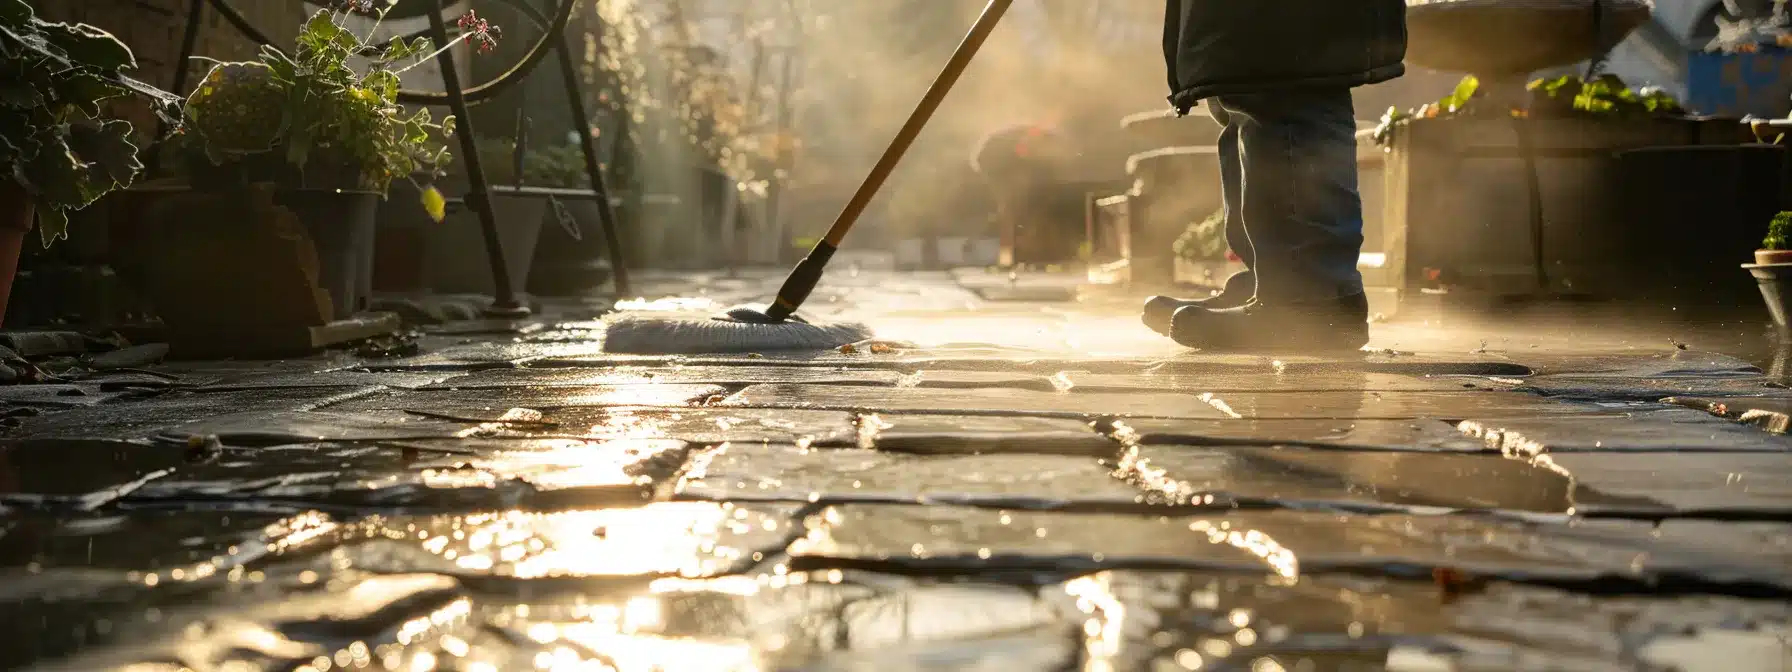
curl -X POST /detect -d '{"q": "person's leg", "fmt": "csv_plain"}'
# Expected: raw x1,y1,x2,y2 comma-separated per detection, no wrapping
1213,103,1253,273
1141,104,1254,334
1169,88,1369,351
1224,88,1363,301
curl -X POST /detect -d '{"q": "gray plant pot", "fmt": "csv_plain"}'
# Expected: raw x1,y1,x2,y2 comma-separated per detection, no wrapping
1748,262,1792,331
528,199,613,296
275,189,379,319
427,194,546,297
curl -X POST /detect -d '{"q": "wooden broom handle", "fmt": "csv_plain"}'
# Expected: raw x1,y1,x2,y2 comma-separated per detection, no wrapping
765,0,1014,321
819,0,1014,247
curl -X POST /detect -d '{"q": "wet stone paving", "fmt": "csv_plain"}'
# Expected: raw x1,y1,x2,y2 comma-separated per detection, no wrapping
4,266,1792,671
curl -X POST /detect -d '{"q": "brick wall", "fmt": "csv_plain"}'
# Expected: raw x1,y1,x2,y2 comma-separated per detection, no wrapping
30,0,304,135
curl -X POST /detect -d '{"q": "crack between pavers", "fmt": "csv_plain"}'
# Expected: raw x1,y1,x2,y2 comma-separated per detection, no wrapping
781,555,1792,601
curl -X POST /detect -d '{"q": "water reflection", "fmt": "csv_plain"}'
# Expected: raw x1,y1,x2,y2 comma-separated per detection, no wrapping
393,505,779,579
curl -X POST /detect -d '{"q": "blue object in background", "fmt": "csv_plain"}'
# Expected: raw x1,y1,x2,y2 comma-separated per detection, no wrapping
1686,49,1792,118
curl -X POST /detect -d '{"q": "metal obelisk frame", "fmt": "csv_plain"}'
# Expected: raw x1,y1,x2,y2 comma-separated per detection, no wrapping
171,0,634,317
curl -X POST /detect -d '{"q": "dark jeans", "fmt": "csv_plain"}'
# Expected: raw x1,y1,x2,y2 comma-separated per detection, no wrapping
1209,89,1365,302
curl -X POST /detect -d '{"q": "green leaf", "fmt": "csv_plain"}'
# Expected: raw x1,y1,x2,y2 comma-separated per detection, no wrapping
51,72,125,117
1449,75,1478,102
362,69,399,101
67,119,139,188
297,9,346,58
34,204,67,247
37,22,135,71
18,139,86,206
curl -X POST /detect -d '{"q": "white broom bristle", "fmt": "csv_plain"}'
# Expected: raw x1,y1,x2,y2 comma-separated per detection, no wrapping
603,311,876,354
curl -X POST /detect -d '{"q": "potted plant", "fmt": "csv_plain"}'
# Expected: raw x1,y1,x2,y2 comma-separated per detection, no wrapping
1748,211,1792,332
520,141,622,295
0,0,147,325
425,136,558,296
172,5,491,318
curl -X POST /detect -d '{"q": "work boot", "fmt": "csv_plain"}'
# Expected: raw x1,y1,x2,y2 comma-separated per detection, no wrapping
1169,292,1370,352
1141,271,1254,335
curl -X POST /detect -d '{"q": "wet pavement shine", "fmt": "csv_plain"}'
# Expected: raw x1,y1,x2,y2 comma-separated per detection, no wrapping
4,265,1792,671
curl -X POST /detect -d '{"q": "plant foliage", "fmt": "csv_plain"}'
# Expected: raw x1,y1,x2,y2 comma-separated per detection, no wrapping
180,6,496,193
1373,74,1685,148
0,0,146,245
1526,74,1683,117
1173,208,1228,263
1765,211,1792,251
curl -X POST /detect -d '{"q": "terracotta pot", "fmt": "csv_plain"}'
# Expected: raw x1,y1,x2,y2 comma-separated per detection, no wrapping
1756,249,1792,265
0,184,34,327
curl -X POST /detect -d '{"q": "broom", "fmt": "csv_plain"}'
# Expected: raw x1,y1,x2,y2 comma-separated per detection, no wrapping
604,0,1015,355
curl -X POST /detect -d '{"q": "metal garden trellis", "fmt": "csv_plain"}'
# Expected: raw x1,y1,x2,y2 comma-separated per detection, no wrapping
168,0,633,316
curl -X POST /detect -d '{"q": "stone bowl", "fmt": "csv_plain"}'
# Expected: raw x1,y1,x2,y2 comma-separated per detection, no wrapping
1406,0,1655,75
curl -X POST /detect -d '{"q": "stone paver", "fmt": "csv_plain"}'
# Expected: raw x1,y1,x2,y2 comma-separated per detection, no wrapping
860,414,1115,455
4,268,1791,669
1459,408,1792,455
675,443,1144,509
721,383,1236,419
429,365,906,389
1111,417,1488,451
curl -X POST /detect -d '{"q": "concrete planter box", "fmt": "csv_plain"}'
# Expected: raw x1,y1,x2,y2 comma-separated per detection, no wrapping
1375,115,1761,302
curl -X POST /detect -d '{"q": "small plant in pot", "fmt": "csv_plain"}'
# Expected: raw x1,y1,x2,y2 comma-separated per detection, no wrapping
0,0,147,325
171,5,497,317
1748,211,1792,333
